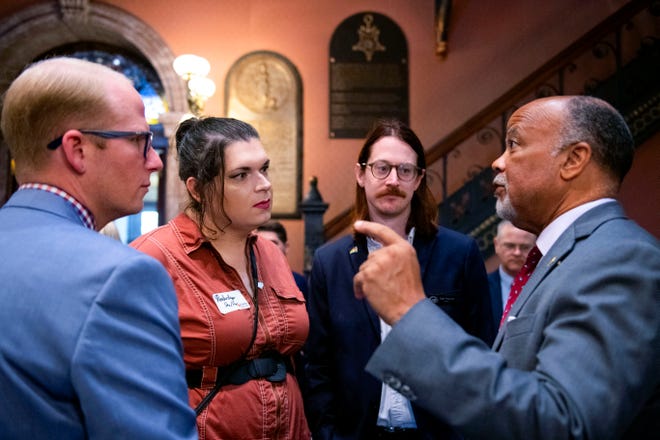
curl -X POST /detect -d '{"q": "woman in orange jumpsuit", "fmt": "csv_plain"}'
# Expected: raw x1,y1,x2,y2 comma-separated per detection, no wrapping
131,117,310,439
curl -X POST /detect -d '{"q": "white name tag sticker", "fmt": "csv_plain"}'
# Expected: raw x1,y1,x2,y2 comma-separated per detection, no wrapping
212,290,250,314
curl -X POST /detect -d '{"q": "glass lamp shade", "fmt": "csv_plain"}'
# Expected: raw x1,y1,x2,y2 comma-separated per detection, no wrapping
173,54,211,78
188,75,216,99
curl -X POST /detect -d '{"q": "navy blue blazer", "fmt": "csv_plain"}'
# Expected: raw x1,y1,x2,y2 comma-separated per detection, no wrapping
487,270,504,336
293,270,309,299
304,227,494,440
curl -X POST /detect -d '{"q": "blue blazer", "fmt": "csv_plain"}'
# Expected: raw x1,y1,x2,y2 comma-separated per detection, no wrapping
487,270,504,335
293,270,309,299
0,189,196,439
304,227,494,440
366,202,660,439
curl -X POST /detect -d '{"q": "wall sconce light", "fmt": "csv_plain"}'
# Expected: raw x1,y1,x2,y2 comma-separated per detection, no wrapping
173,54,216,116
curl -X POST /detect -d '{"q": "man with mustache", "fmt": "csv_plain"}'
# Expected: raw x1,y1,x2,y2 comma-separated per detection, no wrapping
304,119,495,439
352,96,659,439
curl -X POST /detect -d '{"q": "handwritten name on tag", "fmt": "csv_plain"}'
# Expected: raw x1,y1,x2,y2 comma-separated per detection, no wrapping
212,290,250,314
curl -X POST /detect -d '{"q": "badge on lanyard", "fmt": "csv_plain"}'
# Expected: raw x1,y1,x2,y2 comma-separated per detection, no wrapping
212,290,250,314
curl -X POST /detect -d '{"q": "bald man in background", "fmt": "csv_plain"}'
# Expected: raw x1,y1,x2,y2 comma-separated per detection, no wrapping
487,220,536,333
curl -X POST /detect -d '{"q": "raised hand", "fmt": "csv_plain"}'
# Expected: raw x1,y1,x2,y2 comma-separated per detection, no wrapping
353,220,426,324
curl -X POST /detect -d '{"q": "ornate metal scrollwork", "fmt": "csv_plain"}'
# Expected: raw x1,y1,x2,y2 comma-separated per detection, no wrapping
476,126,500,146
535,83,560,98
592,41,616,59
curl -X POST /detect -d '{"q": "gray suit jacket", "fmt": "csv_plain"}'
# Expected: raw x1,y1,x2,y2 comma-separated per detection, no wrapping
366,201,660,439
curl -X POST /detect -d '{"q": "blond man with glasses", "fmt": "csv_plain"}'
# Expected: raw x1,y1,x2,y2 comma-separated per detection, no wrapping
0,57,196,439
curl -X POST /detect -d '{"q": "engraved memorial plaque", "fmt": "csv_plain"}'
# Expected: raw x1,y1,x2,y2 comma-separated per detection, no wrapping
226,51,302,217
330,12,409,138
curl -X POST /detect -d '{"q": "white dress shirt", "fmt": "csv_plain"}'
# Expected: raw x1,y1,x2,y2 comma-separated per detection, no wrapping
367,229,418,430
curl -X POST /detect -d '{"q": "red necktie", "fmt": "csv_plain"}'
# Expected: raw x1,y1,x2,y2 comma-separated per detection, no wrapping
500,245,542,327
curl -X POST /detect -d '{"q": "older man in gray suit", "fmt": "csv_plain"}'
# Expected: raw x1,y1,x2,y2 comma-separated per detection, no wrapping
352,95,659,439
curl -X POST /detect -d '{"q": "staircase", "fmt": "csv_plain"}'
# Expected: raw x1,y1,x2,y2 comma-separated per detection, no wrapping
322,0,660,259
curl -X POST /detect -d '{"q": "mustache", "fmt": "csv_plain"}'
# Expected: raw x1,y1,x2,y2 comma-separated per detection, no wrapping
493,173,507,187
377,187,407,198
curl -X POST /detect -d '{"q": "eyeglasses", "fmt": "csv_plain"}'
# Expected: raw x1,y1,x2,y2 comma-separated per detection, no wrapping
47,130,154,158
361,160,423,182
500,243,534,253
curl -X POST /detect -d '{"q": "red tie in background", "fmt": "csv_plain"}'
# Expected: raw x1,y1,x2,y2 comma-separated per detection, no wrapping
500,245,542,327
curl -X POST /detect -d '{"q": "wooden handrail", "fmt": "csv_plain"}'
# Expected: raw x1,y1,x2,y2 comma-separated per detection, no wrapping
426,0,651,163
324,0,652,240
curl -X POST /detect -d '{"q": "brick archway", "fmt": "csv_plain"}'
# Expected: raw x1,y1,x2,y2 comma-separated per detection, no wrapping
0,1,187,216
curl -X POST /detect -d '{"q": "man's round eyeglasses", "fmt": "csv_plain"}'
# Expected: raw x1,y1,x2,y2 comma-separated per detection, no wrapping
47,130,154,158
361,160,423,182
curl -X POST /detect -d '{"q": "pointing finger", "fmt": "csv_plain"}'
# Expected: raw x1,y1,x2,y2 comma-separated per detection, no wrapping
353,220,407,247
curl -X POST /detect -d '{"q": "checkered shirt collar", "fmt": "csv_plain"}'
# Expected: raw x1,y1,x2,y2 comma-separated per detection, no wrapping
18,183,97,230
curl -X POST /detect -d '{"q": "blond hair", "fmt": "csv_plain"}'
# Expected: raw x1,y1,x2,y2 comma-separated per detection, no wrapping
1,57,131,174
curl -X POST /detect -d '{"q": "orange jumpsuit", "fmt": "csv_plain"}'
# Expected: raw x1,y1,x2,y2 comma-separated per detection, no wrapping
131,213,310,439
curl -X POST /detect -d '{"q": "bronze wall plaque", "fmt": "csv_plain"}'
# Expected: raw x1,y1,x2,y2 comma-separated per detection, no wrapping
330,12,409,138
225,51,303,218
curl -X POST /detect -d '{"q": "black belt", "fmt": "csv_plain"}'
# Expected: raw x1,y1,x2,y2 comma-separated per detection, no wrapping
186,352,292,388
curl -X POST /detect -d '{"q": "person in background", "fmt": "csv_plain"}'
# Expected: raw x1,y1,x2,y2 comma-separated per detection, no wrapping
130,117,310,439
353,96,659,439
0,57,196,439
304,118,494,440
487,219,536,333
257,219,308,298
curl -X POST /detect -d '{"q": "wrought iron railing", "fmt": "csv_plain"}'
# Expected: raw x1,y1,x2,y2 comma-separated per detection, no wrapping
322,0,659,259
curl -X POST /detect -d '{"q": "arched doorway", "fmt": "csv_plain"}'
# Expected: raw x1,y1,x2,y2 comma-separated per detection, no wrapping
0,1,188,238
